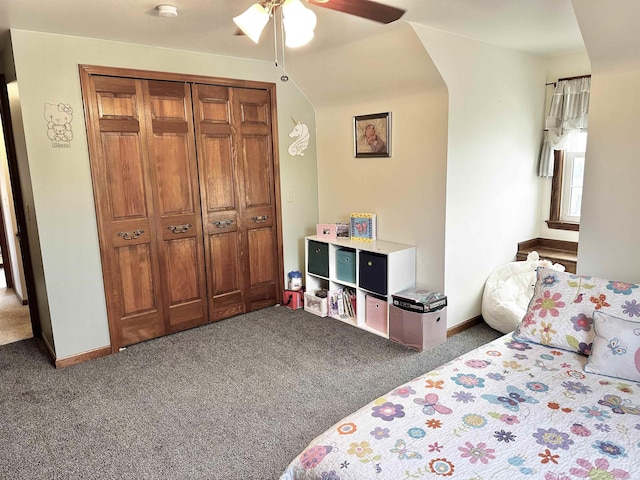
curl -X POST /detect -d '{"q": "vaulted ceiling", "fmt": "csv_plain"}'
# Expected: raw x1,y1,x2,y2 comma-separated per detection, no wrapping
0,0,585,63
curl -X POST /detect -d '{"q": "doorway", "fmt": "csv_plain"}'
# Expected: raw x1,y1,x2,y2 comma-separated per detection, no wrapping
0,74,38,346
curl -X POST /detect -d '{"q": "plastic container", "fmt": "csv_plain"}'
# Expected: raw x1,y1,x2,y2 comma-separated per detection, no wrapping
304,291,328,317
288,271,303,291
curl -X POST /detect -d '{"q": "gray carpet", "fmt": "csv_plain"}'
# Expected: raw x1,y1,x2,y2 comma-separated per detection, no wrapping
0,307,502,480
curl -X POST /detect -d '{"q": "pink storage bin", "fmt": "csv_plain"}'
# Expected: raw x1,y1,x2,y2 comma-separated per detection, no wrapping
365,295,388,334
388,304,447,351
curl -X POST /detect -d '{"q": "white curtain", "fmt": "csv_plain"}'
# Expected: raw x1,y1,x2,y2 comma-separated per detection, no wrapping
538,77,591,177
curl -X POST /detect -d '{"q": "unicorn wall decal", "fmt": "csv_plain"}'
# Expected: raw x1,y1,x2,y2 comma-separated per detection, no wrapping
288,117,310,156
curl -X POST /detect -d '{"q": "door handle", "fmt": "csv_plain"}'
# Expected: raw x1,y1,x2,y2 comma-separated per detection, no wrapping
168,224,192,234
252,215,268,223
213,220,234,228
118,230,144,240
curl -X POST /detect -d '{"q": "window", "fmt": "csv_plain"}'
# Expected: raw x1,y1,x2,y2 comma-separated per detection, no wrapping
547,131,587,231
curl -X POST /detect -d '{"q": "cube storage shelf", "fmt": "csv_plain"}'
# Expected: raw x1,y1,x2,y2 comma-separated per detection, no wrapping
304,235,416,338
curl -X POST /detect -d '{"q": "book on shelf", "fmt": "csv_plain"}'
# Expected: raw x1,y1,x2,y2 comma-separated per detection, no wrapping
329,287,357,319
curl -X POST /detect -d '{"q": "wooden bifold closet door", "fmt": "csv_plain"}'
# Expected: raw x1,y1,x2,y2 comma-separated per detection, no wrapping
192,84,280,321
81,68,283,352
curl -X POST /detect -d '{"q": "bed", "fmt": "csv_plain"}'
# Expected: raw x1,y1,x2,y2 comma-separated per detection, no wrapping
281,267,640,479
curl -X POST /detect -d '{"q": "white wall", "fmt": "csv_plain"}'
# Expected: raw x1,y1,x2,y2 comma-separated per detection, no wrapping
7,29,318,359
2,38,53,349
288,23,449,295
537,51,590,243
0,118,27,301
413,25,546,327
572,1,640,282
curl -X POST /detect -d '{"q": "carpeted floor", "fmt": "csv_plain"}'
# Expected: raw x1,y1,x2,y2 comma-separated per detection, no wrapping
0,307,502,479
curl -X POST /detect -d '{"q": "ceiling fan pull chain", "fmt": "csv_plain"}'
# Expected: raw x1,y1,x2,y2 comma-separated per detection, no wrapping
274,8,279,67
279,8,289,82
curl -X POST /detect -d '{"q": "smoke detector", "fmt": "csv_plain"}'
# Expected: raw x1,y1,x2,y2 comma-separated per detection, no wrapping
156,5,178,17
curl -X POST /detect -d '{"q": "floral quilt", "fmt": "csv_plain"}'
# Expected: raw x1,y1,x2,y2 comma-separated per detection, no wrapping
280,334,640,479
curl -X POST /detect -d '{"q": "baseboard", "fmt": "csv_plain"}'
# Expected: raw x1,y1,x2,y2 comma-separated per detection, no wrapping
55,345,112,369
42,334,56,365
447,315,483,337
12,289,28,305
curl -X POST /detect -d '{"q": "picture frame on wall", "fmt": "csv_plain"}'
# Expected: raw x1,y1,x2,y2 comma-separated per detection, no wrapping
353,112,391,158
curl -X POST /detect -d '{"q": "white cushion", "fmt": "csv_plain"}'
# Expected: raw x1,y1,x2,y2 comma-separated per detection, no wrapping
482,253,565,334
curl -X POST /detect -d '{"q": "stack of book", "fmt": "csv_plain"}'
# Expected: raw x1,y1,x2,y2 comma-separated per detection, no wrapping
391,287,447,313
328,287,357,319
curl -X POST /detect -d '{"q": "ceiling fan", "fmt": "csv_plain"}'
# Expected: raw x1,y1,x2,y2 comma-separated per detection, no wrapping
234,0,406,47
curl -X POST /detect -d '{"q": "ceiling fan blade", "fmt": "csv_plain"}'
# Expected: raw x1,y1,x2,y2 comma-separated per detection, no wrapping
306,0,405,24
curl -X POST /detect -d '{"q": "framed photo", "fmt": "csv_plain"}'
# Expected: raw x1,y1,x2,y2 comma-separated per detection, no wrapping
354,112,391,158
350,213,377,241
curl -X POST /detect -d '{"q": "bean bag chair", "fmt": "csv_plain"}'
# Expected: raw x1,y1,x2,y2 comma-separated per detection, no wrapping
482,252,565,333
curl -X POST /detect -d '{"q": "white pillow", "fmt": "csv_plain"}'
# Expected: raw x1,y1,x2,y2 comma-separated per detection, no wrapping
585,310,640,382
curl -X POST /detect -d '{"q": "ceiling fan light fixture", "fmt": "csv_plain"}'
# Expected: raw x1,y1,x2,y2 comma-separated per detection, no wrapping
284,25,315,48
282,0,316,48
282,0,317,28
233,3,270,44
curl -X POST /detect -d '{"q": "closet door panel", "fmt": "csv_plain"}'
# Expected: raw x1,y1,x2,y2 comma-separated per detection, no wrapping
200,135,236,211
208,230,245,319
153,134,194,214
85,76,165,350
144,80,207,332
233,88,280,310
193,84,245,320
115,244,156,312
102,133,147,219
241,135,272,207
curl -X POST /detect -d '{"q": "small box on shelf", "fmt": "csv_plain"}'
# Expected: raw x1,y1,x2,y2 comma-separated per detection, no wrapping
316,223,349,240
304,290,328,317
391,288,447,313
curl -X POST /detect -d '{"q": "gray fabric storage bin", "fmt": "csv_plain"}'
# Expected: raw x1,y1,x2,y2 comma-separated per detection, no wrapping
308,240,329,277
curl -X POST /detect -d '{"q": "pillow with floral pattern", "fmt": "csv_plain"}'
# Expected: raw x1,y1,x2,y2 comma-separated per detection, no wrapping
513,266,640,355
585,310,640,382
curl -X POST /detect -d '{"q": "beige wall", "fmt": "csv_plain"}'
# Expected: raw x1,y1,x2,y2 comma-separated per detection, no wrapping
7,29,318,359
289,23,448,296
290,21,549,329
413,25,546,327
573,1,640,282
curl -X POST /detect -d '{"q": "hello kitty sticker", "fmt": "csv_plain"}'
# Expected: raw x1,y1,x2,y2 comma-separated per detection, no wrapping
44,103,73,148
